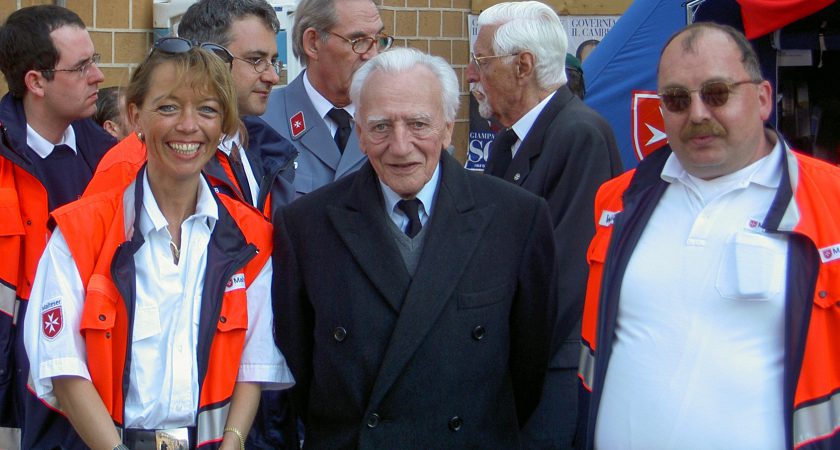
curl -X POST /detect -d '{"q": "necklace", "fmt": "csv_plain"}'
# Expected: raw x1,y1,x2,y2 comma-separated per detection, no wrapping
169,240,180,265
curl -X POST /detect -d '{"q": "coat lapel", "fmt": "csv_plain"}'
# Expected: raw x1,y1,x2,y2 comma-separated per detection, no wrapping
366,153,495,409
285,73,341,172
327,163,411,312
506,87,572,184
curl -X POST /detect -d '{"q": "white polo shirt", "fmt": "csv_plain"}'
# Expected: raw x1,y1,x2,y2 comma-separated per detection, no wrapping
595,141,787,450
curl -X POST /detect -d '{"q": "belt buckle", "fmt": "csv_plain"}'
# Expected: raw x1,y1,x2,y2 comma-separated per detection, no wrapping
155,427,190,449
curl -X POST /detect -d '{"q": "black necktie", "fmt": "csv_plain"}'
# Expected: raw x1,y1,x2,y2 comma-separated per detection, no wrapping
487,128,518,178
397,199,422,238
327,108,353,154
228,144,254,205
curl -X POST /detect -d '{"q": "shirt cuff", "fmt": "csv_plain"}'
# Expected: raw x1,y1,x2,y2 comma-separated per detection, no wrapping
237,362,295,391
35,357,91,397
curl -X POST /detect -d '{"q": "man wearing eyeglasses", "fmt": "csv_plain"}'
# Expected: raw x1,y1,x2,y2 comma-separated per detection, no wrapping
465,3,621,449
261,0,392,198
177,0,298,219
578,23,840,450
0,5,116,449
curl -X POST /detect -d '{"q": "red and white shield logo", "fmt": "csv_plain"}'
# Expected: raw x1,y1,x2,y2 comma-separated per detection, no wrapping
41,306,63,340
290,111,306,138
632,90,668,161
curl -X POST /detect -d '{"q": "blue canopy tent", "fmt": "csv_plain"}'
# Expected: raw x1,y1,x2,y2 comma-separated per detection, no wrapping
583,0,838,169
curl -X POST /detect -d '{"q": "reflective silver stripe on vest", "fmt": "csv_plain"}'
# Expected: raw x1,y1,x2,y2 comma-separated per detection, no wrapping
578,342,595,390
196,402,230,447
793,392,840,448
0,283,17,324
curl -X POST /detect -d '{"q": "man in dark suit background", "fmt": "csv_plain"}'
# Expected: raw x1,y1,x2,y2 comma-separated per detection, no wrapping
273,47,557,449
466,2,623,448
261,0,393,198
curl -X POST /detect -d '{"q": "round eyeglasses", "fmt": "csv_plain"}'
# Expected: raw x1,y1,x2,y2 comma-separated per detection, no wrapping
40,53,101,78
327,31,394,54
232,56,282,75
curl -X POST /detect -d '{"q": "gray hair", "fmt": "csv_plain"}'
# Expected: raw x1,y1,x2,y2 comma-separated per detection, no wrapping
291,0,338,66
477,1,568,89
350,47,459,122
178,0,280,47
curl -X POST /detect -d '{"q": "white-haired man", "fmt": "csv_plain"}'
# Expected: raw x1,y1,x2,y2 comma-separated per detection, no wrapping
273,47,557,449
466,2,623,448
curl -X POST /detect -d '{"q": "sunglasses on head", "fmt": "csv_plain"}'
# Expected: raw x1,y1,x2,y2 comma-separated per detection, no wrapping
151,37,234,68
658,79,762,113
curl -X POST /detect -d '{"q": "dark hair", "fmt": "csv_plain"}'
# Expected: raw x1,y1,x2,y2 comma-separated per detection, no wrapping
566,66,585,99
0,5,86,98
93,86,122,127
178,0,279,47
575,39,599,61
659,22,762,80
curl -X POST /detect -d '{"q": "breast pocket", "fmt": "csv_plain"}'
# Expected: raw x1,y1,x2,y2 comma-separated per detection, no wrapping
716,231,786,301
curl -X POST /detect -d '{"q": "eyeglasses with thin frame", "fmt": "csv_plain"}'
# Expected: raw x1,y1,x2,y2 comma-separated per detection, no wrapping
326,31,394,54
470,52,519,70
151,37,234,69
40,53,101,78
658,79,762,113
232,55,282,75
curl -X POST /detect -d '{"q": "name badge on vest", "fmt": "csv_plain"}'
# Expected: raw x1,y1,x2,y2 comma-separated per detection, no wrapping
225,273,246,292
599,210,619,227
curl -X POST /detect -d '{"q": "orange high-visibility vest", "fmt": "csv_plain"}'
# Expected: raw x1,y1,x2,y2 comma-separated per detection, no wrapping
579,143,840,450
51,169,272,448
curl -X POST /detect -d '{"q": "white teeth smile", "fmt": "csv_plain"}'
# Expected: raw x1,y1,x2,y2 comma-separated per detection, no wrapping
169,142,200,154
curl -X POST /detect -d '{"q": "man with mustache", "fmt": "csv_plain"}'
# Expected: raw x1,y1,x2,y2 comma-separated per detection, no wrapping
578,23,840,449
0,5,116,448
466,2,621,448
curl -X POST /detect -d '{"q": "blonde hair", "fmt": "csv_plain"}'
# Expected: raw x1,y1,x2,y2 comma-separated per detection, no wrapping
125,46,240,137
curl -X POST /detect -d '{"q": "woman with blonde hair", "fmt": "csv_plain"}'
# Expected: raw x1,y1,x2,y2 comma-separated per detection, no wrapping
24,39,293,450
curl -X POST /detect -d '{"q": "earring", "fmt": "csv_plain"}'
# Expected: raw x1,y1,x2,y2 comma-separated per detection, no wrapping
136,131,144,142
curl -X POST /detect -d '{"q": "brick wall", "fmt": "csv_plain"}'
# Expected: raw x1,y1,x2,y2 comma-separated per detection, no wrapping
1,0,473,156
0,0,155,93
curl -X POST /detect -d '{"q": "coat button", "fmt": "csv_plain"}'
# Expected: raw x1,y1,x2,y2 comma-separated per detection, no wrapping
367,413,380,428
448,416,462,431
25,219,32,226
819,290,828,298
513,173,521,181
105,332,111,339
219,316,227,323
98,314,106,321
472,325,485,341
333,327,348,342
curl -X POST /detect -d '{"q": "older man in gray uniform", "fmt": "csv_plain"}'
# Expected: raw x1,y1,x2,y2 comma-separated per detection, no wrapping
262,0,392,198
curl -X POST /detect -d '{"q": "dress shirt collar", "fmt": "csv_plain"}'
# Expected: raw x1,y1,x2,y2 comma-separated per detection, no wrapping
380,162,441,227
219,131,243,156
303,69,356,120
138,171,218,239
509,91,554,157
26,124,77,158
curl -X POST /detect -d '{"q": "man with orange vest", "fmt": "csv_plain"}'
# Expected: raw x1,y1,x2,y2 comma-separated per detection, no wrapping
0,6,116,447
578,23,840,449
